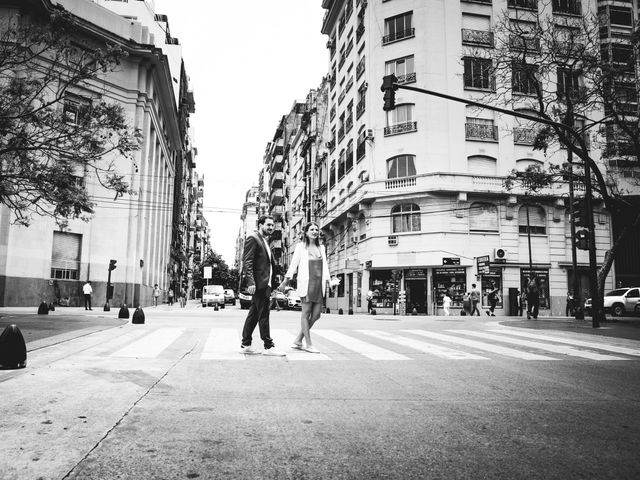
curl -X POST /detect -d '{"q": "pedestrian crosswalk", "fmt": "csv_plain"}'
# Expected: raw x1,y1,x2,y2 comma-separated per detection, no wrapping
72,326,640,363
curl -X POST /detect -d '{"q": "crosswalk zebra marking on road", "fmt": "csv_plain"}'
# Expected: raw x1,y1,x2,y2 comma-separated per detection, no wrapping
201,328,245,360
451,330,629,361
271,329,331,361
111,328,185,358
313,329,411,360
359,330,488,360
487,329,640,357
403,330,558,361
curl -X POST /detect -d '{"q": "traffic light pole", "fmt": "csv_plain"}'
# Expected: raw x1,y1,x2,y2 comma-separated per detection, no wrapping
387,80,604,327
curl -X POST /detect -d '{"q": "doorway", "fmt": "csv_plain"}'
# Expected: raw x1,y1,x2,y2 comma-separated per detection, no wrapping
406,279,427,314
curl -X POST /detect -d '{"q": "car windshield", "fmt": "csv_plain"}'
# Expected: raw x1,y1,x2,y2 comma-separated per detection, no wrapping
605,289,629,297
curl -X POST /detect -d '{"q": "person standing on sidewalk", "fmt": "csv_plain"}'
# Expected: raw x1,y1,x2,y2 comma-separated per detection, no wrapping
470,284,481,316
279,222,337,353
487,281,499,316
442,292,452,316
167,288,174,307
527,276,540,319
152,284,160,307
82,280,93,311
240,215,285,356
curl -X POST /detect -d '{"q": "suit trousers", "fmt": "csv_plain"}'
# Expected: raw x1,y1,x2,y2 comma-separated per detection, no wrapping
241,286,274,348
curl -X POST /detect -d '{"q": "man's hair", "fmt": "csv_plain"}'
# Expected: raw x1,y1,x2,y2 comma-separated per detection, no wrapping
257,215,274,226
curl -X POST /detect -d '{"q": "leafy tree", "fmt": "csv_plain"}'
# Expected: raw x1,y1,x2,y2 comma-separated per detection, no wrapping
0,8,141,227
193,251,239,292
478,2,640,317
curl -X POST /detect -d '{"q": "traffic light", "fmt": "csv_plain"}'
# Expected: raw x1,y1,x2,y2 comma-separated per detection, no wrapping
571,198,588,227
381,74,398,111
574,229,589,250
108,259,117,271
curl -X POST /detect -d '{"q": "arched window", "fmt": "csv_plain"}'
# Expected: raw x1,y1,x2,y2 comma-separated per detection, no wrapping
469,202,498,232
358,170,369,183
518,205,546,234
391,203,421,232
515,158,543,171
387,154,416,179
467,155,497,175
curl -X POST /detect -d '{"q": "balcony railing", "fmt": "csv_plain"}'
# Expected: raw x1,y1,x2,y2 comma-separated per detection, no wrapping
513,127,537,145
509,35,541,53
465,123,499,141
553,0,582,16
396,72,416,85
384,121,418,136
462,29,494,47
508,0,537,10
382,28,415,45
385,176,417,189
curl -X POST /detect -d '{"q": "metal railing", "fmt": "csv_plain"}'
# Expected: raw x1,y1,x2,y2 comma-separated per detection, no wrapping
382,28,415,45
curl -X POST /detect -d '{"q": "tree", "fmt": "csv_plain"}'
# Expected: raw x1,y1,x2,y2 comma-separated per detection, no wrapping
192,251,239,293
0,8,141,227
481,1,640,317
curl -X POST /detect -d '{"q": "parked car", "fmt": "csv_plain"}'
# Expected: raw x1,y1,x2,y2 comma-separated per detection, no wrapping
584,287,640,316
270,290,288,310
286,289,302,310
202,284,225,308
224,289,236,305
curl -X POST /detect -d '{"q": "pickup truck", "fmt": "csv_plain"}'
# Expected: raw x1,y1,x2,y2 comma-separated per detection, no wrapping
202,284,225,308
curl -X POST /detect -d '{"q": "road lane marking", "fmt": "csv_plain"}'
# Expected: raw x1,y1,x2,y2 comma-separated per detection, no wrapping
359,330,487,360
271,329,330,361
201,328,245,360
451,330,628,361
111,328,184,358
403,330,557,361
313,329,410,360
487,329,640,357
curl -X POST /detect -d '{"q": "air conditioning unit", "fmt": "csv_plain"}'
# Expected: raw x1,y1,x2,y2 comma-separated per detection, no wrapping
388,235,398,246
365,129,374,140
493,247,508,261
326,39,335,49
351,236,358,244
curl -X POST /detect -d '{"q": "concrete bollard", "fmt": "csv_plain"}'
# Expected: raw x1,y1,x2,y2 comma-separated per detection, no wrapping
412,308,418,315
37,302,49,315
326,308,330,314
338,308,344,315
118,304,130,319
131,306,145,324
0,324,27,369
371,309,377,315
214,304,219,311
348,308,354,315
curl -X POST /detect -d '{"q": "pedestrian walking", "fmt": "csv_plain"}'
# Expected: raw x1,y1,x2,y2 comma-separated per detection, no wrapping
240,215,285,356
566,290,575,317
167,288,174,307
527,276,540,319
487,281,499,316
470,283,481,316
180,288,187,308
152,284,160,307
279,222,337,354
516,289,523,316
82,280,93,311
442,292,452,316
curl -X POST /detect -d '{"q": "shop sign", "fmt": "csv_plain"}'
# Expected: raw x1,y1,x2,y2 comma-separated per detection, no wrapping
442,257,460,265
405,268,427,279
434,267,466,276
345,259,361,270
476,255,490,275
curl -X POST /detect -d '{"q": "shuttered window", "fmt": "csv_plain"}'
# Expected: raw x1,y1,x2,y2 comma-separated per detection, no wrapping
51,231,82,279
469,203,499,232
462,14,490,31
518,205,546,234
467,155,497,175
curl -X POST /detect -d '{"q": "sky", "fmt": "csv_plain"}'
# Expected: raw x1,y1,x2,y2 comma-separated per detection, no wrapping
153,1,329,266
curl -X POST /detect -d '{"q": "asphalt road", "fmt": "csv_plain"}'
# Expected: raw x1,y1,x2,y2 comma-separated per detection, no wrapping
1,304,639,480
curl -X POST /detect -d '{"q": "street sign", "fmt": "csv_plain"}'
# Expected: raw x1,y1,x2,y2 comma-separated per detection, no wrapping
443,257,460,265
203,266,212,279
345,259,361,270
476,255,490,275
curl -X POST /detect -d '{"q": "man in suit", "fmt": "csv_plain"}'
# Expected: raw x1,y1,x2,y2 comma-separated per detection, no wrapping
240,215,285,356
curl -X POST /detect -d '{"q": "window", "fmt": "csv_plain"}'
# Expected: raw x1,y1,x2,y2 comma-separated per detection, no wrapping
329,160,336,188
467,155,497,175
386,104,413,126
385,55,415,84
557,68,582,100
391,203,421,233
515,158,543,171
518,205,546,234
383,12,414,44
469,203,499,232
604,6,633,27
387,155,416,179
465,117,498,141
63,96,90,125
337,273,346,297
338,149,346,180
512,62,538,95
461,14,493,47
51,231,82,280
463,57,494,90
552,0,582,16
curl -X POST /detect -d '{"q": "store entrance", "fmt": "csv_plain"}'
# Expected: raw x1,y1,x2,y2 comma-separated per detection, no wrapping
406,279,427,314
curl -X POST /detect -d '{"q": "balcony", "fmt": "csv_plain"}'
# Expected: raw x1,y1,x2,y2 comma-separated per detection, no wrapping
462,29,494,47
513,127,537,145
385,176,417,189
465,123,498,141
338,126,345,143
338,89,346,105
553,0,582,16
345,76,354,92
396,72,416,85
356,23,365,43
330,105,336,120
382,28,415,45
509,35,540,53
384,121,418,136
270,171,284,188
345,39,354,58
270,188,284,204
356,57,365,79
271,205,284,219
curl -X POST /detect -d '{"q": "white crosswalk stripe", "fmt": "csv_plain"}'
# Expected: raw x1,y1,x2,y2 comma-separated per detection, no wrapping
111,328,185,358
403,330,558,361
272,329,331,360
487,329,640,357
451,330,629,361
201,328,245,360
313,329,411,360
359,330,488,360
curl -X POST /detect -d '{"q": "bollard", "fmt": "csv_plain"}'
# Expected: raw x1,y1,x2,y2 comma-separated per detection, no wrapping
118,304,130,319
37,302,49,315
0,324,27,369
348,308,354,315
412,308,418,315
214,304,219,311
338,308,344,315
326,308,330,314
371,309,377,315
103,303,111,312
131,306,145,324
48,303,55,312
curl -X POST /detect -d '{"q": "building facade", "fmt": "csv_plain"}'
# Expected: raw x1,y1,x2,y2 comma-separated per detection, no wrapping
0,0,200,307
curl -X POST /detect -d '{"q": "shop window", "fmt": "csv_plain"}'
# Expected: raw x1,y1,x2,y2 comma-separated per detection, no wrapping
521,268,550,309
469,202,498,232
369,270,396,309
481,266,503,308
518,205,546,234
337,273,345,297
391,203,421,233
51,231,82,280
387,154,416,179
433,267,467,308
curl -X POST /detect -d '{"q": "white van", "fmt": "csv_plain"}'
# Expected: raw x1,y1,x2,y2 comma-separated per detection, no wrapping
202,284,225,308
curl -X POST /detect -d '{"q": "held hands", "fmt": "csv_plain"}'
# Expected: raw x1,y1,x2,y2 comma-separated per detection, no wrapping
247,285,256,295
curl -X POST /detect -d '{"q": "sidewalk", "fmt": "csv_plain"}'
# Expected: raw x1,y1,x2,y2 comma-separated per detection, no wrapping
500,315,640,341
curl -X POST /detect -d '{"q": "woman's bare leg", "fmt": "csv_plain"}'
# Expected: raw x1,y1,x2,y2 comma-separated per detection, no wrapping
294,301,313,345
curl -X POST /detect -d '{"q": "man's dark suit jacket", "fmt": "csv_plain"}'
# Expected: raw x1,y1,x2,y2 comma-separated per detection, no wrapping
241,232,277,290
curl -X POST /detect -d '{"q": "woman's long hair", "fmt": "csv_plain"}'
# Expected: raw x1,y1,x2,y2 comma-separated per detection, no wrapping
301,222,321,247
